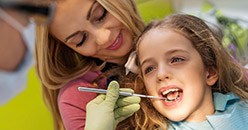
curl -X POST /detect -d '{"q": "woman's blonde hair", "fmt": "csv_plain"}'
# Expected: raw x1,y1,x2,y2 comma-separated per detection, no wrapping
35,0,145,129
122,14,248,130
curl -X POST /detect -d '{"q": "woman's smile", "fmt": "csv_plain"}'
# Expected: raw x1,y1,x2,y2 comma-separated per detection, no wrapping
106,31,123,50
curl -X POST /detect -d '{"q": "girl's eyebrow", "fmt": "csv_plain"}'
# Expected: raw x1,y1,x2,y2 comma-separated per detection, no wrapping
64,1,97,42
166,49,189,55
140,49,189,66
140,58,152,67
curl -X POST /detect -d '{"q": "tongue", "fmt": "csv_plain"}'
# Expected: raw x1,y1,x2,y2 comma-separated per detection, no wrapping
166,91,180,101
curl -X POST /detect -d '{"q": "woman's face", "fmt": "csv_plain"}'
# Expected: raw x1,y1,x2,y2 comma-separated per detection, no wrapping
138,29,217,122
50,0,133,65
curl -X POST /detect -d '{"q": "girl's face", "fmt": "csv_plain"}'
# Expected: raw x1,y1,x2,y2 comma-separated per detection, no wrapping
50,0,133,65
138,29,217,122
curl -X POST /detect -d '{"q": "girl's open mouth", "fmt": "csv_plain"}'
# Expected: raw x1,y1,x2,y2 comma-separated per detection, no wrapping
161,88,183,102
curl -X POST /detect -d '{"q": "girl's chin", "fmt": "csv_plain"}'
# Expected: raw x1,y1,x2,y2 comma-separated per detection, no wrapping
166,115,187,122
161,107,189,122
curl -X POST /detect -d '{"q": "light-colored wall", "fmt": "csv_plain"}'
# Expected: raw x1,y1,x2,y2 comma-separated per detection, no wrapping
172,0,248,20
0,67,53,130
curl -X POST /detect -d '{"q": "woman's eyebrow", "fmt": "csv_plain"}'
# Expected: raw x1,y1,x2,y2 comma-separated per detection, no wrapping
64,31,80,43
87,1,97,20
64,1,97,42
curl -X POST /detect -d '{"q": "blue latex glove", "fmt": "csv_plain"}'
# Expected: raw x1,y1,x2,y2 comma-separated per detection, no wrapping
84,81,141,130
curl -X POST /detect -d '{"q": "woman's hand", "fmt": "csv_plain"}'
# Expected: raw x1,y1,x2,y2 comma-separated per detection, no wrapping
84,81,140,130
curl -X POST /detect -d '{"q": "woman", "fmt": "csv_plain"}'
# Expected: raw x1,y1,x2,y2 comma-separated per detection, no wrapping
35,0,145,130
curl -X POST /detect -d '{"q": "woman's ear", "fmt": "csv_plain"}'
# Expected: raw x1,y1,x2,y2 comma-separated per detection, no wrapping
206,67,218,86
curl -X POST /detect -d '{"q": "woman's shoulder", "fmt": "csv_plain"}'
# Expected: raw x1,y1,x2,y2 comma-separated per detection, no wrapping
63,70,106,89
58,71,107,105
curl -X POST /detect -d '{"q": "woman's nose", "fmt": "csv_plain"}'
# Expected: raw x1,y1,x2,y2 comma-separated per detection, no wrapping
94,28,111,46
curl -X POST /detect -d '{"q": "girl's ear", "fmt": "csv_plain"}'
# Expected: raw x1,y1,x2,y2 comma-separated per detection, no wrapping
206,67,218,86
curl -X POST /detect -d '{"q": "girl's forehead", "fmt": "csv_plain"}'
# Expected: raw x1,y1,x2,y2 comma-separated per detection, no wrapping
138,29,193,52
139,28,179,43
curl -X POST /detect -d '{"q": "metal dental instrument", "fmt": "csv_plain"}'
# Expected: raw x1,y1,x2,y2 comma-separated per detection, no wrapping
78,87,167,100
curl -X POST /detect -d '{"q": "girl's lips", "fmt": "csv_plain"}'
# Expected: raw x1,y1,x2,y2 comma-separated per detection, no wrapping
107,31,123,50
159,86,183,107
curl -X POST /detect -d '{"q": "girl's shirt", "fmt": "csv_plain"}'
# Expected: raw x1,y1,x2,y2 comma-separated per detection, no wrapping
169,92,248,130
58,71,107,130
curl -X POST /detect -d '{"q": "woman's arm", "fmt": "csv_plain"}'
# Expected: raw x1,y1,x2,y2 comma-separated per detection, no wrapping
58,71,106,130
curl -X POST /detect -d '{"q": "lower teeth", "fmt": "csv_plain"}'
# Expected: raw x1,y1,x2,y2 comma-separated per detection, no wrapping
165,91,180,101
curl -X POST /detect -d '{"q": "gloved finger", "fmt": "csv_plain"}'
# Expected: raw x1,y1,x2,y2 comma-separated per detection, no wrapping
117,96,141,107
104,80,120,108
119,88,134,93
116,113,133,124
114,104,140,119
86,94,106,110
89,94,106,104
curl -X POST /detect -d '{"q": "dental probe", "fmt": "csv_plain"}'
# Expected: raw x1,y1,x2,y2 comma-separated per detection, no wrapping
78,87,167,100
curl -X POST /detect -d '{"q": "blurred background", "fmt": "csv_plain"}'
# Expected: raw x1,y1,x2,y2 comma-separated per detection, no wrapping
0,0,247,129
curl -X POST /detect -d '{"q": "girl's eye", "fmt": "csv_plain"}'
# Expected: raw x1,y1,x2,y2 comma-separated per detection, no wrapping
76,33,88,48
144,66,155,74
171,57,184,63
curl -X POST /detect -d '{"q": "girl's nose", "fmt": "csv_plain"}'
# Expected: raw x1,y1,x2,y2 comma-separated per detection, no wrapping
95,28,111,46
157,66,170,82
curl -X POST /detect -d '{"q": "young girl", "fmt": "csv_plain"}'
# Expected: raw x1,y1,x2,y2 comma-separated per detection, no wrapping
123,14,248,129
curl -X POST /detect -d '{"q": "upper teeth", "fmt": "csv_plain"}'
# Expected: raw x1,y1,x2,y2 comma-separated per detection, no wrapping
162,88,180,96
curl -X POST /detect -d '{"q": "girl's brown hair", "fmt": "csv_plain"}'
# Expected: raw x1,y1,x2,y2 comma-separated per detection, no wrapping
121,14,248,130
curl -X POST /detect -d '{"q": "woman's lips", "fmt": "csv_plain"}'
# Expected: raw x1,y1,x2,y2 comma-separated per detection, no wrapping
107,31,123,50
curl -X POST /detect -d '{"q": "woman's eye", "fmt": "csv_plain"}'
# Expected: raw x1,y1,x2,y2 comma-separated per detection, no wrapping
97,8,108,22
144,66,155,74
171,57,184,63
92,5,108,23
76,33,88,48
